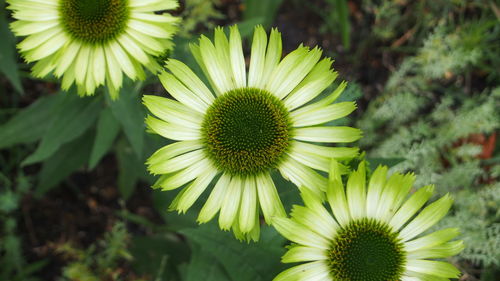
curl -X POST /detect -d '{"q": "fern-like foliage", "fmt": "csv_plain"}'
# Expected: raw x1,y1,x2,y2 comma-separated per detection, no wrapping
357,2,500,269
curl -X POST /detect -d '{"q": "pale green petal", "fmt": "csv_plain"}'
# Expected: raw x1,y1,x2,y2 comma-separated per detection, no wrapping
145,115,201,141
158,71,209,113
407,240,465,259
130,11,179,23
283,58,337,110
278,158,327,192
282,245,328,263
129,0,177,8
166,59,215,105
126,27,163,54
399,194,454,241
248,25,268,88
229,25,246,88
404,272,449,281
104,46,123,90
189,42,219,95
153,158,212,190
389,185,434,231
198,174,231,223
255,173,286,223
143,95,203,128
233,204,260,242
128,19,170,37
24,31,66,61
61,62,76,90
404,228,461,252
54,40,81,76
273,263,309,281
147,140,203,170
366,165,388,219
296,260,331,281
291,141,359,161
293,126,362,143
346,161,367,219
316,81,348,106
173,168,217,213
148,149,205,174
219,176,242,230
326,159,350,226
273,218,330,249
10,20,58,36
267,47,322,99
376,172,415,222
405,260,460,278
17,26,60,52
214,27,235,89
31,56,55,78
291,205,336,239
400,276,420,281
290,101,356,127
287,145,330,172
75,45,91,84
239,176,258,233
199,35,232,94
117,33,149,64
92,45,106,86
260,28,282,87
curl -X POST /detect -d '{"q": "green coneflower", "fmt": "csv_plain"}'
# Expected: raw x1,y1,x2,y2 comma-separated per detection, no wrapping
143,26,361,241
7,0,179,98
273,160,464,281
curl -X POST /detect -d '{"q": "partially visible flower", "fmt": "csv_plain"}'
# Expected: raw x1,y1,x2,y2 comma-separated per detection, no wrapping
273,160,463,281
7,0,179,98
143,26,361,241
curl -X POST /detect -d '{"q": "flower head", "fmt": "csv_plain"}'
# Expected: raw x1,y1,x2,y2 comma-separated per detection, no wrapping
143,26,361,241
7,0,179,98
273,160,464,281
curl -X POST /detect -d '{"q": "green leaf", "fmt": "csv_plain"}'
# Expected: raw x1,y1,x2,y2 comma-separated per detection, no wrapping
108,80,145,157
237,18,265,39
0,189,19,213
333,0,351,50
0,94,63,149
130,235,190,280
37,130,93,195
88,107,120,169
22,94,101,165
183,243,231,281
181,223,286,281
367,157,406,169
115,138,145,200
0,0,23,93
243,0,284,29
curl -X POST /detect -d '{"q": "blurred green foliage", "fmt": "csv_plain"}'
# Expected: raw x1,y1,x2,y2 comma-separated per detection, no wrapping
0,0,499,280
356,0,500,275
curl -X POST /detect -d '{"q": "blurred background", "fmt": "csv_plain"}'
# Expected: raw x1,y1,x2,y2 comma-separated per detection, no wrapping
0,0,499,280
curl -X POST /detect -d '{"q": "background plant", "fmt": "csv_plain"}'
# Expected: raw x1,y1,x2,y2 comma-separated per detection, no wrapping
0,0,498,280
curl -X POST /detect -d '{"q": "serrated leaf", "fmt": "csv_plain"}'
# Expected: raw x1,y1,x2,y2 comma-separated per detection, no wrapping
0,0,23,93
108,80,145,157
37,130,93,195
23,94,101,165
181,223,286,281
0,94,63,149
88,107,120,169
